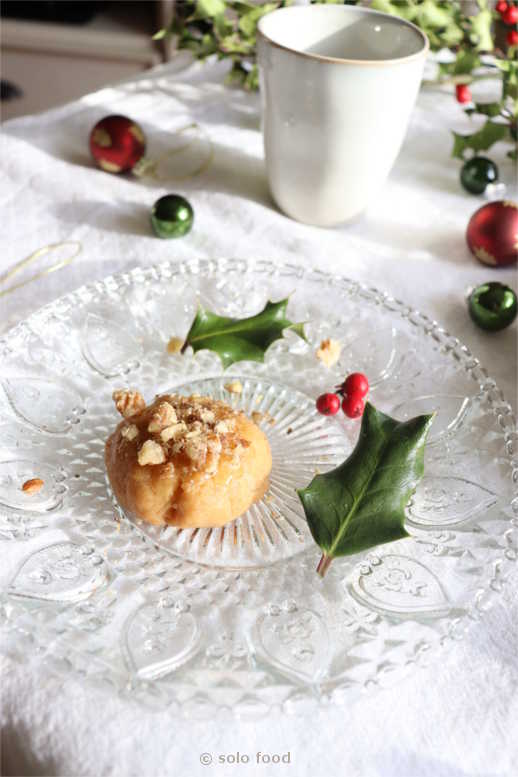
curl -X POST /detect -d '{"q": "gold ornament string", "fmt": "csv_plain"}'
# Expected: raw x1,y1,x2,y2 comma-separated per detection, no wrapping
0,241,82,299
133,122,214,182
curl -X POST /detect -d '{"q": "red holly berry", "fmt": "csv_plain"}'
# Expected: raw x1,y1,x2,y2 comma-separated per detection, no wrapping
316,393,341,416
507,28,518,45
342,372,369,398
496,1,508,14
341,394,365,419
503,5,518,24
456,84,472,104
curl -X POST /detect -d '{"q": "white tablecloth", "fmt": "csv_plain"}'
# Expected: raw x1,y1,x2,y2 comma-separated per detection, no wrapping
1,55,517,777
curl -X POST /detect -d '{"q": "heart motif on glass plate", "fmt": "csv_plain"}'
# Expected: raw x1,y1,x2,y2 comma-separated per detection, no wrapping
2,378,85,434
0,511,48,541
407,475,499,529
341,326,398,387
81,313,143,377
391,394,472,446
8,542,109,602
253,601,330,683
349,554,451,619
123,599,200,680
0,459,67,512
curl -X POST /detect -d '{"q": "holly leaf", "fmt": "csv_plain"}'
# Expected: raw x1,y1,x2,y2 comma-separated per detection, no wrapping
193,0,227,19
470,101,503,118
297,403,434,576
469,3,493,53
452,119,508,159
182,298,306,368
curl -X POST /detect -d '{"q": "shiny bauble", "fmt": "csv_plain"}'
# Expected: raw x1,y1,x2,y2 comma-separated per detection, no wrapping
150,194,194,239
468,282,517,331
460,157,498,195
466,200,518,267
89,115,146,173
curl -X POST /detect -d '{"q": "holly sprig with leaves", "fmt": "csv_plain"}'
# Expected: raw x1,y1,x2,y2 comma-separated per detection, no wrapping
154,0,517,162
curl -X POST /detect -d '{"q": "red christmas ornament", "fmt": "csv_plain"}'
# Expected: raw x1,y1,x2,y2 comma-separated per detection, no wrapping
466,200,518,268
456,84,472,104
496,0,508,13
503,4,518,24
507,29,518,46
89,115,146,173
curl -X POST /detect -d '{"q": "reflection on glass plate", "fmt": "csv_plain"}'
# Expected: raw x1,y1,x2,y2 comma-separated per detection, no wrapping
0,258,516,716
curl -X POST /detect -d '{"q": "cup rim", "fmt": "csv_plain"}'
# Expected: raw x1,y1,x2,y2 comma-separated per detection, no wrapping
257,5,429,67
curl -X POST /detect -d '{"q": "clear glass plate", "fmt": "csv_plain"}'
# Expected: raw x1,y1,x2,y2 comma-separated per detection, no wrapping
0,258,516,716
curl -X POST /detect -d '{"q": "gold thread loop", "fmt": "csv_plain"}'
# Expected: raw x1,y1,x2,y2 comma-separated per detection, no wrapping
133,122,214,182
0,241,82,298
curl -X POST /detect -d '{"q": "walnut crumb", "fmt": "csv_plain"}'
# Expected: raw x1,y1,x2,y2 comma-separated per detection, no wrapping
166,336,184,354
113,389,146,418
22,478,44,494
199,408,215,424
215,420,232,434
148,402,177,433
121,424,139,441
251,411,263,425
138,440,166,466
316,338,342,368
224,380,243,395
160,422,187,442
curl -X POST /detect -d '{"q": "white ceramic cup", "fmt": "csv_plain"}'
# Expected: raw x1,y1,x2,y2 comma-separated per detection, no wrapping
257,5,429,226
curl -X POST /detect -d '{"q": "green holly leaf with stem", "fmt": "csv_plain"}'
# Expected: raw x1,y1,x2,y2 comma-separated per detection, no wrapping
181,298,306,368
297,403,434,577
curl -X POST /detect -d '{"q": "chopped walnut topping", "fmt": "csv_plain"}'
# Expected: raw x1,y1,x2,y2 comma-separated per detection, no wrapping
124,390,253,474
148,402,177,433
22,478,44,494
224,380,243,395
199,408,216,424
121,424,139,441
138,440,166,466
316,338,342,368
166,336,184,354
160,422,188,442
185,437,207,464
113,389,146,418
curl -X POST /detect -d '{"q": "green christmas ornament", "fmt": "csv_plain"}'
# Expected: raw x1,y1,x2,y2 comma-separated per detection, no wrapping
468,282,517,332
460,157,498,195
151,194,193,239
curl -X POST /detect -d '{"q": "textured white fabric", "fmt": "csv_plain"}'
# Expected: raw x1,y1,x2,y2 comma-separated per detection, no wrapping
1,56,517,777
